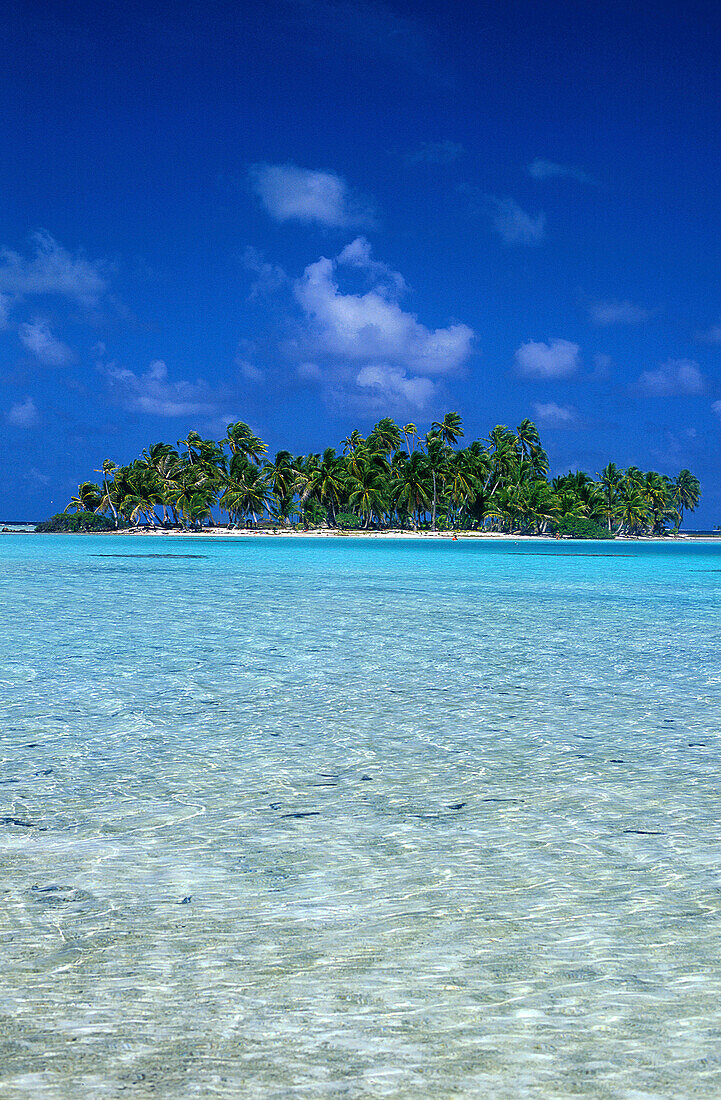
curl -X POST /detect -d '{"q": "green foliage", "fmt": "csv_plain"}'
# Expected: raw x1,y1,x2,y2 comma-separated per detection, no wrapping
301,499,326,527
36,511,116,533
335,512,361,529
556,516,614,539
59,412,701,537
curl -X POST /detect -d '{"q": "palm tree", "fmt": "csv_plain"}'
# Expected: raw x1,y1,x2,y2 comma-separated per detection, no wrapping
349,457,389,528
63,413,700,539
178,431,204,466
393,450,431,529
402,423,419,456
618,484,651,535
641,471,672,534
220,458,270,526
341,429,365,454
97,460,120,528
599,463,623,533
431,411,464,446
424,429,450,530
673,469,701,529
65,482,102,514
225,421,268,463
263,450,297,523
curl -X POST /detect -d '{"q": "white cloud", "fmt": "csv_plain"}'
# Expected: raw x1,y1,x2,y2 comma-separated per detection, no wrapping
356,365,435,409
490,197,545,244
249,164,374,228
637,358,704,396
101,359,217,417
18,320,73,365
0,231,106,307
336,235,407,295
713,401,721,421
295,240,473,375
532,401,578,427
589,299,650,325
405,140,464,165
279,238,474,411
514,339,580,379
528,159,596,184
6,397,39,428
0,293,11,328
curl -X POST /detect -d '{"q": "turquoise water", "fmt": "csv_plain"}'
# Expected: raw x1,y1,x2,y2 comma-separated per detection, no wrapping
1,534,720,1098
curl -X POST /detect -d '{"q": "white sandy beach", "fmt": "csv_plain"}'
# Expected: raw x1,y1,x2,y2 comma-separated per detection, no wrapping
104,526,698,541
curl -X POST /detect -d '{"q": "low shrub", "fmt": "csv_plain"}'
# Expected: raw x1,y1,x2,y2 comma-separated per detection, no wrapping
36,511,116,533
335,512,361,530
556,516,614,539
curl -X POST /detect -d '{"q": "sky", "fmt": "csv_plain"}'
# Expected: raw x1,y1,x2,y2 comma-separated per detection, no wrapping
2,0,721,524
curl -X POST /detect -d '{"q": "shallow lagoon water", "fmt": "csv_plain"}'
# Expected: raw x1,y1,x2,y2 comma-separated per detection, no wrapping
1,533,721,1098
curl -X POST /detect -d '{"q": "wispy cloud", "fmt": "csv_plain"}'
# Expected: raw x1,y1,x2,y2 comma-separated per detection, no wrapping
6,396,39,428
241,246,288,299
489,197,545,245
0,231,107,307
532,401,578,427
405,140,464,166
249,164,375,228
18,320,73,365
286,0,429,71
515,339,580,379
697,319,721,343
589,299,650,325
528,159,596,185
637,358,704,396
100,359,218,417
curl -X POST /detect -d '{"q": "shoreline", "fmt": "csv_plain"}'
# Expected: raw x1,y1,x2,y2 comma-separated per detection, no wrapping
5,525,718,542
91,526,713,541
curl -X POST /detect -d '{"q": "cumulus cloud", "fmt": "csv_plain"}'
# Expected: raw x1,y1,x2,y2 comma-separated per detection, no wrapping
528,159,596,184
637,358,704,396
489,197,545,245
356,365,434,409
336,235,407,294
249,164,374,228
0,231,106,307
6,396,39,428
514,339,580,379
18,320,73,365
285,238,474,410
295,241,472,373
405,140,464,165
0,293,11,328
589,299,650,325
713,401,721,421
100,359,217,417
532,401,578,427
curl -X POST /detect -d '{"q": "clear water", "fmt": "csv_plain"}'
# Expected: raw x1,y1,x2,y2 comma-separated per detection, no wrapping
1,534,720,1099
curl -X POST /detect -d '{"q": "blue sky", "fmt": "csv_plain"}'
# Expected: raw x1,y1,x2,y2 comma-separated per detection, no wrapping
3,0,721,523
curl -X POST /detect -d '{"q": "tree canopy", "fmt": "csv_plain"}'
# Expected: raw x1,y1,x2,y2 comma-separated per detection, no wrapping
56,415,701,536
